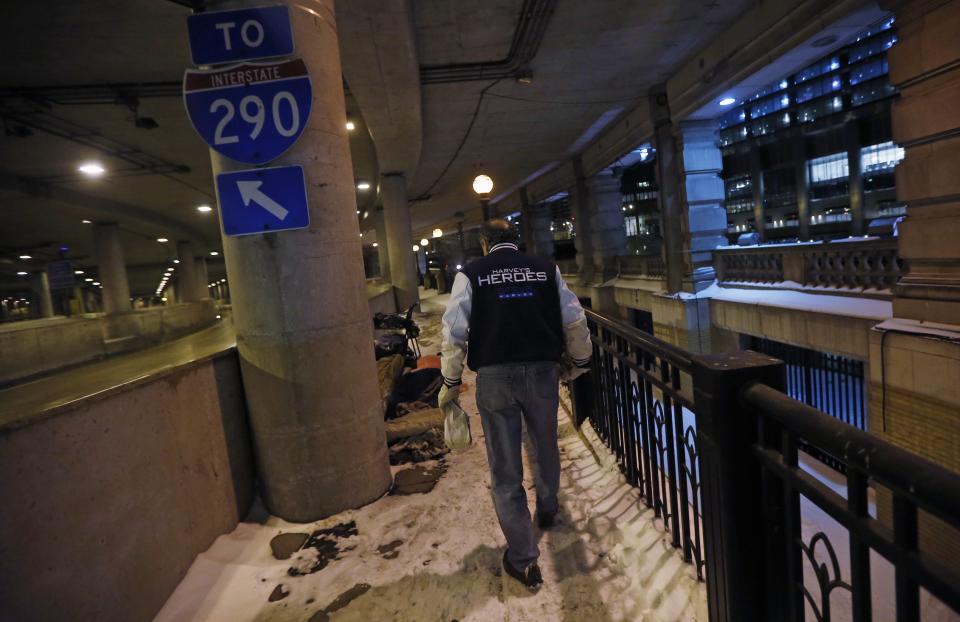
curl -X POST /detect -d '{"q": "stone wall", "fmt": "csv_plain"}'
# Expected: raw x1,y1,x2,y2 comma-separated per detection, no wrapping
0,300,219,386
0,351,254,622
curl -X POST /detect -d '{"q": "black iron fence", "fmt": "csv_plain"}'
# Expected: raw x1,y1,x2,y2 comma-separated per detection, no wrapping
583,309,705,577
750,337,867,472
573,308,960,622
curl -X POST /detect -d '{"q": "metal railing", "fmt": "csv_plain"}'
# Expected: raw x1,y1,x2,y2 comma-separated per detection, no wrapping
714,238,902,291
572,308,960,622
580,309,704,576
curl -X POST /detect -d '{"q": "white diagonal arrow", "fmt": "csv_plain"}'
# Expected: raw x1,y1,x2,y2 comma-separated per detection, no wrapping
237,180,289,221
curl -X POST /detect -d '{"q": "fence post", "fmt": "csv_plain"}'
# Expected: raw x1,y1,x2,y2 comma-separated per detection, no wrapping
692,350,786,622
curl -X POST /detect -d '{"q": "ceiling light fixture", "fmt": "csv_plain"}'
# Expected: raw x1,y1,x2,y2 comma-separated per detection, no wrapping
173,259,180,264
420,238,429,246
78,162,106,177
74,270,84,275
197,205,212,213
18,254,31,260
356,181,371,191
210,251,219,256
412,245,420,252
345,120,356,131
472,174,493,195
16,271,27,276
719,97,736,106
157,237,168,243
82,219,92,224
372,242,378,247
432,228,442,238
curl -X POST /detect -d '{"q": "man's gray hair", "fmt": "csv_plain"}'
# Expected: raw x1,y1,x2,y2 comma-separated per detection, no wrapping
481,218,518,247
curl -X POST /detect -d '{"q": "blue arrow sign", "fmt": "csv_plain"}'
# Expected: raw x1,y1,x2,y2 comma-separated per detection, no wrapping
187,5,293,66
183,58,312,164
216,165,310,236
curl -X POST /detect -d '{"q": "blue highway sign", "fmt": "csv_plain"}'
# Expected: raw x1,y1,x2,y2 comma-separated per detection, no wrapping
183,58,312,164
216,165,310,236
46,260,75,289
187,5,293,66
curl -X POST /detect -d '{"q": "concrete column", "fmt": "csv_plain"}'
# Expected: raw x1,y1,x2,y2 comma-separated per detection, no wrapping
210,0,389,522
195,257,210,299
373,208,390,281
176,241,201,302
519,187,535,253
382,172,419,310
680,120,728,289
166,283,177,304
571,156,595,278
31,271,54,318
530,201,555,259
586,171,625,278
92,222,131,315
649,86,685,294
72,286,86,313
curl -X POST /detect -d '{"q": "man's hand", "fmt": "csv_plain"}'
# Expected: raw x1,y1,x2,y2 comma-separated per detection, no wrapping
438,384,460,409
559,354,590,383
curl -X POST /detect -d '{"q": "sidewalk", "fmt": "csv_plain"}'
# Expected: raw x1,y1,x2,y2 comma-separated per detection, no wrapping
156,292,706,622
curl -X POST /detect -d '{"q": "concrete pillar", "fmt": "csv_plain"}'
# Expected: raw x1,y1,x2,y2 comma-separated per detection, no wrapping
209,0,390,522
382,172,418,310
374,208,390,281
92,222,131,315
530,201,555,259
519,187,535,253
586,171,625,278
680,120,728,290
165,283,177,304
31,271,54,318
195,257,210,299
571,156,595,278
176,241,201,302
649,85,685,294
72,286,86,314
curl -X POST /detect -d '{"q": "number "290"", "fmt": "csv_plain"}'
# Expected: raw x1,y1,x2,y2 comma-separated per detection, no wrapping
210,92,299,145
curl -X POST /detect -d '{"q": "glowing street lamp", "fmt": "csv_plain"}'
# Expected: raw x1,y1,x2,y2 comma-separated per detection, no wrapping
472,174,494,220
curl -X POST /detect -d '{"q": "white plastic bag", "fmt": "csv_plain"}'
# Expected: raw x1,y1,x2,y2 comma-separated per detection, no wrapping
442,400,472,451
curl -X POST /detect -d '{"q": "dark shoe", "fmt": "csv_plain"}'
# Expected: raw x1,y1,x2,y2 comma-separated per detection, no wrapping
537,510,557,529
502,550,543,590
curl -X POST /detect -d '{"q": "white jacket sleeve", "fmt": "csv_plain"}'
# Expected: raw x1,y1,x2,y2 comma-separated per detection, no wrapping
557,267,592,367
441,272,472,387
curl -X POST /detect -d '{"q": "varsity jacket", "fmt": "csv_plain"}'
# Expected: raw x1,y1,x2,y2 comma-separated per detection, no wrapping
440,242,592,388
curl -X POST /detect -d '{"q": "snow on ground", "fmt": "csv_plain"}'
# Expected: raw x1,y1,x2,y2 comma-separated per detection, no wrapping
155,290,706,622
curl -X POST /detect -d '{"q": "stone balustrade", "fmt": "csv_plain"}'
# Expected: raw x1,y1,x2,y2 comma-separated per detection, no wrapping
714,239,902,291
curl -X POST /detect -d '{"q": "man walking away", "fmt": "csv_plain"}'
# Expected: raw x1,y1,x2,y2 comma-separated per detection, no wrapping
438,218,592,590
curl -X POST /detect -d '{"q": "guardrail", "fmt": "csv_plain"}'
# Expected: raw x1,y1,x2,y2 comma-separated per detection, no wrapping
714,239,902,290
571,308,960,622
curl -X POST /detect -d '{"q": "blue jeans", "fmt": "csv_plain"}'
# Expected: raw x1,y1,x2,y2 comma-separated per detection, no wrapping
476,361,561,570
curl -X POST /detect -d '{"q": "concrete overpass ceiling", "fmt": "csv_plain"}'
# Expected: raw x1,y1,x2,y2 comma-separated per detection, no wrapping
407,0,754,231
0,0,379,295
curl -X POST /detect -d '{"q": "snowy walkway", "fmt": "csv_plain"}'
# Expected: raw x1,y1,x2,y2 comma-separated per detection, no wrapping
156,291,706,622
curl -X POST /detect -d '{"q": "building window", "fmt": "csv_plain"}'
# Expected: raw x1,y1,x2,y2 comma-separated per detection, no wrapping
808,152,849,184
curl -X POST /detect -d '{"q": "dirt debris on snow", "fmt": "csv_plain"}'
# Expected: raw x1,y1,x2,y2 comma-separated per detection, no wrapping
269,532,308,560
389,463,447,495
287,520,358,576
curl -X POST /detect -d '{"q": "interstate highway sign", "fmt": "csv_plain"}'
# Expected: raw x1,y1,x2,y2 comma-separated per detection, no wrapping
215,165,309,236
183,58,312,165
187,5,294,66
